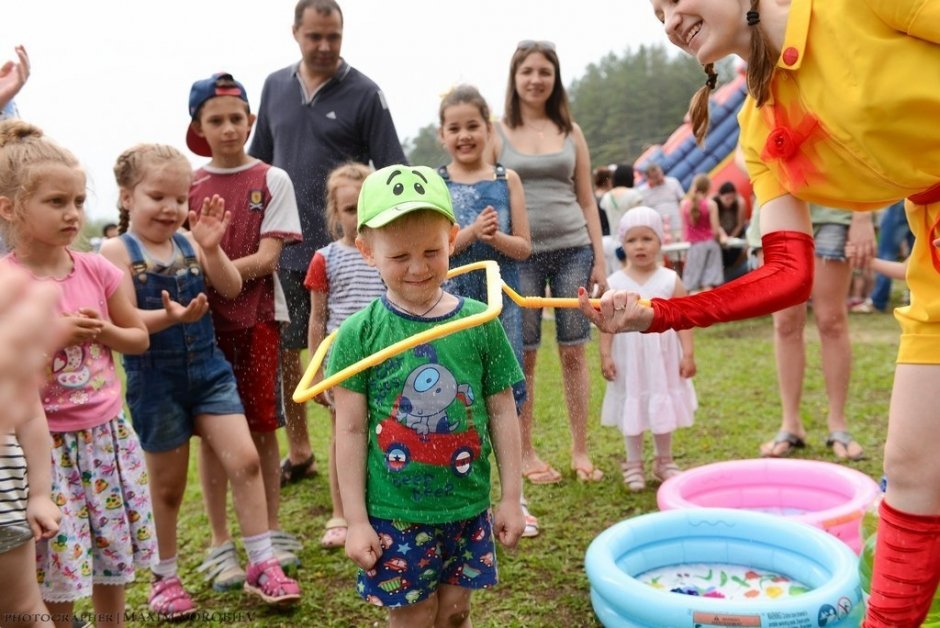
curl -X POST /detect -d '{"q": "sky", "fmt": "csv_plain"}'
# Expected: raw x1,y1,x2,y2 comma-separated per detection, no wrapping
5,0,671,221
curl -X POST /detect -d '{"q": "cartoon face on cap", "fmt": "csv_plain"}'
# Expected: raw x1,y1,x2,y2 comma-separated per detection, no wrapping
357,165,455,230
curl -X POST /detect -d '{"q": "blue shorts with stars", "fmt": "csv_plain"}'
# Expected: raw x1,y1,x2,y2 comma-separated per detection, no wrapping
357,509,498,607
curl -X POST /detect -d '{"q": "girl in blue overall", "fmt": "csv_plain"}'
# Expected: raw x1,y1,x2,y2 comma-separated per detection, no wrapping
437,85,538,534
99,144,300,617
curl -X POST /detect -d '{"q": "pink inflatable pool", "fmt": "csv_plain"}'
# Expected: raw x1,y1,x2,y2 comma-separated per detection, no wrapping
657,458,880,553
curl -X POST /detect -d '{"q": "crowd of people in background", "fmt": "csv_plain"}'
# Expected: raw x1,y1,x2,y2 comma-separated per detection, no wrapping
0,0,926,624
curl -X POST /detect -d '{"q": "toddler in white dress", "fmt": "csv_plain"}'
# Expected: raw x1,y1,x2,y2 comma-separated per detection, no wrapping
599,207,698,491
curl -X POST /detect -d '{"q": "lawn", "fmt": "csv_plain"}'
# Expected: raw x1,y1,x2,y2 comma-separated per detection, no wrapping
117,308,898,626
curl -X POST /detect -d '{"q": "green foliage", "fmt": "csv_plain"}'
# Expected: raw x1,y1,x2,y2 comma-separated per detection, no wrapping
568,44,712,167
404,123,450,168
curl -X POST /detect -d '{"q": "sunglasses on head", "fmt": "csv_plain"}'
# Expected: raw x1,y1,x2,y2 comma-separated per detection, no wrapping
517,40,556,52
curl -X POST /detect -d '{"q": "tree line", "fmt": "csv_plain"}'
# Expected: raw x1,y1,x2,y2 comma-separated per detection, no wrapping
405,44,730,169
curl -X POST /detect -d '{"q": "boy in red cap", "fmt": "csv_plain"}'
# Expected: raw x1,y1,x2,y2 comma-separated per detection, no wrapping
186,72,305,591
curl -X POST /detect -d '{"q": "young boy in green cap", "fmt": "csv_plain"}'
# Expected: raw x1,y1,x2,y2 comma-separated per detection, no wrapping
326,165,525,626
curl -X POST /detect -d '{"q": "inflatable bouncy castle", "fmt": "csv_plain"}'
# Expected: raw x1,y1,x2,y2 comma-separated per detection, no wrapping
635,66,752,216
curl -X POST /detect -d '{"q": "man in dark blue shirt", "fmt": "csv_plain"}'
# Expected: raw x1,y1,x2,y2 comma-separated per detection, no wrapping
249,0,406,494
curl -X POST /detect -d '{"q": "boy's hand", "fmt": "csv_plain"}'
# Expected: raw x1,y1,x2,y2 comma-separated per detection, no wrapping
162,290,208,323
27,495,61,540
345,521,382,570
493,499,525,549
190,194,232,251
679,355,697,379
600,354,616,381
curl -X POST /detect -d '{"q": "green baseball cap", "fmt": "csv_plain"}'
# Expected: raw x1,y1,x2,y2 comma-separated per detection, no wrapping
357,165,455,230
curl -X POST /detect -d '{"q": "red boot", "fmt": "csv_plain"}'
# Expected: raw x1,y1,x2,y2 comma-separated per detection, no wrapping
864,500,940,627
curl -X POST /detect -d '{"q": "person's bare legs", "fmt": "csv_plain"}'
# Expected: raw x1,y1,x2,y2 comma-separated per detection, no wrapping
146,446,190,564
198,440,234,547
90,585,125,628
559,343,596,475
252,431,282,531
198,415,266,538
884,365,940,514
764,302,808,455
386,585,472,628
281,348,312,465
811,258,861,457
45,601,74,628
0,539,53,627
520,348,548,475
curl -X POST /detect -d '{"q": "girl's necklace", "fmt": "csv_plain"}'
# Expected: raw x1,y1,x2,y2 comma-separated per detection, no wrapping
387,289,445,318
528,118,551,137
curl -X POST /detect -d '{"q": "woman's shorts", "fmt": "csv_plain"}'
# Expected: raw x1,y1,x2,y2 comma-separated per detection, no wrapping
519,245,593,349
812,223,849,261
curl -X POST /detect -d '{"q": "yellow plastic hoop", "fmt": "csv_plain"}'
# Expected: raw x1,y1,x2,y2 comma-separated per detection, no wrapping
292,260,649,403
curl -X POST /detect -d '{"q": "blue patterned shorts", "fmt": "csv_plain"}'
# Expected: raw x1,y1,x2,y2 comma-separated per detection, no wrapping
357,510,498,607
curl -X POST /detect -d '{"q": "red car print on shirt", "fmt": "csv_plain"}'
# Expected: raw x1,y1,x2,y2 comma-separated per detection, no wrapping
376,414,481,477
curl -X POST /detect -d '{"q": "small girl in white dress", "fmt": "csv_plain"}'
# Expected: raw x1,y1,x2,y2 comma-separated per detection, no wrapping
599,207,697,491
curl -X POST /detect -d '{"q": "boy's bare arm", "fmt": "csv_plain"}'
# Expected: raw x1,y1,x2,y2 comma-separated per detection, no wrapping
232,237,284,282
487,388,525,549
333,386,382,569
870,257,907,280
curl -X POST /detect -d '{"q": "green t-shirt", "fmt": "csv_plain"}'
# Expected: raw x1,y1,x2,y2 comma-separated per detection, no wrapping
326,296,523,524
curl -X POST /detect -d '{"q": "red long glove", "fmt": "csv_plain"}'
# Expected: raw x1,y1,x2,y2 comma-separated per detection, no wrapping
647,230,814,333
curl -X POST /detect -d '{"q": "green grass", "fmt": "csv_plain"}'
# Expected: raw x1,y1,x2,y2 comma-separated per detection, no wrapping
115,309,897,626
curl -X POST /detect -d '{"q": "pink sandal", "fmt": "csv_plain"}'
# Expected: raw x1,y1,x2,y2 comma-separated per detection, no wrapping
149,575,197,620
245,557,301,605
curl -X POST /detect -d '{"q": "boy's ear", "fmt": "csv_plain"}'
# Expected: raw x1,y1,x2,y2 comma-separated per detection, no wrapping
447,223,459,253
190,120,205,139
355,234,375,266
247,112,256,133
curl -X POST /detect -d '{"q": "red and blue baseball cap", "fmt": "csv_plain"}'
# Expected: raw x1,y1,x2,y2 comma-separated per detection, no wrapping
186,72,250,157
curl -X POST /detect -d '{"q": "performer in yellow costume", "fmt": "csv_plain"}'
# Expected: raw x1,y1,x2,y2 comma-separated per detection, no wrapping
579,1,940,625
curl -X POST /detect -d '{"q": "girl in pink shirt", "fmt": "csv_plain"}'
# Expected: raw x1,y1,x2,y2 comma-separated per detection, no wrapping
680,174,726,293
0,120,155,627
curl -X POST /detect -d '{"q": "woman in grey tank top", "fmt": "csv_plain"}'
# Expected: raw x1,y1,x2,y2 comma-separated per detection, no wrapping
489,41,607,485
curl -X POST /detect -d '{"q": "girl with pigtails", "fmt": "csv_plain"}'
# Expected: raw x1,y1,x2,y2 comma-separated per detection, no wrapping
579,2,940,625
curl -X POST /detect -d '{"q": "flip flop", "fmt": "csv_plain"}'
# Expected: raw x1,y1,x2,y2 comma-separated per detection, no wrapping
279,454,317,487
572,464,604,482
520,501,539,538
826,430,865,461
760,430,806,458
522,463,562,485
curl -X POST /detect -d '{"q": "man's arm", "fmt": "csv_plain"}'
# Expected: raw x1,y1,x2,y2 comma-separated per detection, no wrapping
362,88,406,168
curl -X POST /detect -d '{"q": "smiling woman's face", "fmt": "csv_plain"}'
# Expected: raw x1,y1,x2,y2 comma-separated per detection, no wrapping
649,0,750,65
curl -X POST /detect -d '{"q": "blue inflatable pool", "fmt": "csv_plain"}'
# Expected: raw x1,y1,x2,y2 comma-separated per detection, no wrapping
585,509,863,627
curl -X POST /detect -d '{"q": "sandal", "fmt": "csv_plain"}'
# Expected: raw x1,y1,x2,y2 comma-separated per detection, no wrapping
621,461,646,492
196,539,246,592
320,517,348,549
244,558,301,605
572,463,604,482
149,575,198,619
279,454,317,487
652,456,682,483
522,462,562,485
520,500,540,538
760,430,806,458
271,529,302,570
826,430,865,461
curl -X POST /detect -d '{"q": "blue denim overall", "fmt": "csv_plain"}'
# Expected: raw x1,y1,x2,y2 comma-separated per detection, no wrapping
121,233,243,452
